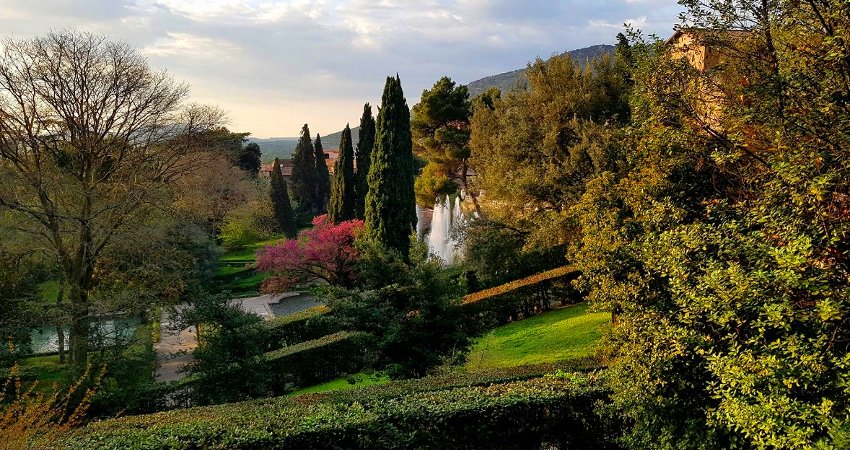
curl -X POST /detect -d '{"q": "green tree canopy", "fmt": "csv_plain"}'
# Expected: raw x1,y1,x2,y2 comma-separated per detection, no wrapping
238,142,262,177
469,53,629,248
328,125,356,223
270,157,297,238
364,76,416,257
313,134,331,213
411,76,472,207
290,124,316,212
355,103,376,220
567,3,850,448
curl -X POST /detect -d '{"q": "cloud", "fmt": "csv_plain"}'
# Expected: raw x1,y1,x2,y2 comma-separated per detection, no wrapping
0,0,683,137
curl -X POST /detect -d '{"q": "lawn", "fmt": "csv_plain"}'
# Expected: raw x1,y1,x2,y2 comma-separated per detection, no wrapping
464,303,609,371
17,354,66,391
220,237,286,263
288,372,389,396
215,237,286,296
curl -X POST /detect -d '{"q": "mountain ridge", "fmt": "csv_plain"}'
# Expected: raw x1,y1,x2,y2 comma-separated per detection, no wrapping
466,44,615,97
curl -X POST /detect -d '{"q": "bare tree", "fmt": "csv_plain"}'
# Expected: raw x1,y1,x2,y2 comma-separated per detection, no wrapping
0,31,227,372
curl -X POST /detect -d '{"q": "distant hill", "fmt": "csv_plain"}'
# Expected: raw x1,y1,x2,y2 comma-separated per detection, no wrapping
251,127,362,163
249,137,299,163
466,44,615,97
320,126,360,151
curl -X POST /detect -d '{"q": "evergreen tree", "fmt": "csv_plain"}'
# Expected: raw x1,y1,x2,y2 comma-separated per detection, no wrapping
290,124,315,211
410,76,472,208
328,124,356,223
313,134,331,213
269,158,297,238
364,76,416,256
355,103,376,219
238,142,262,177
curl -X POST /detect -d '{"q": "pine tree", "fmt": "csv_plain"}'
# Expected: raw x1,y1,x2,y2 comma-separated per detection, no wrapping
328,124,356,223
364,76,416,256
313,134,331,213
290,124,315,211
355,103,375,219
270,158,297,238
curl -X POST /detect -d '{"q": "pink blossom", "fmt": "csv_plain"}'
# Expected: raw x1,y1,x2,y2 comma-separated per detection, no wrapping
256,215,364,292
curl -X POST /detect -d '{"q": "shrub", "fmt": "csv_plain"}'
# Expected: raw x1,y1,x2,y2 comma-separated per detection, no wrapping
260,305,339,349
60,375,619,450
265,331,375,390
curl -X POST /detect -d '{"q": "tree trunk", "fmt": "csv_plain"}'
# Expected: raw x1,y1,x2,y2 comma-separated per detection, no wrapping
68,296,90,375
55,282,65,363
459,161,482,217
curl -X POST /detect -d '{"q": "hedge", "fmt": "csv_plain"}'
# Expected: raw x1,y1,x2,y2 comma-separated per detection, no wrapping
260,305,341,350
59,375,618,449
265,331,375,389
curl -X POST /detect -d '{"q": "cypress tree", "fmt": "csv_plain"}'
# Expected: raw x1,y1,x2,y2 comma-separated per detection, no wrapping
313,134,331,213
364,76,416,256
270,158,297,238
328,124,356,223
290,124,315,211
354,103,376,219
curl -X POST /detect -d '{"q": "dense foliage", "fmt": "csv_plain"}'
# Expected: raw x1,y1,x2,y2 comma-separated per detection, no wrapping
269,157,297,237
237,142,262,177
180,295,270,405
257,215,363,291
0,252,37,363
364,76,417,257
290,124,318,213
469,52,629,248
555,3,850,449
313,134,331,213
61,375,615,450
411,76,472,207
332,243,469,378
328,125,356,223
355,104,376,220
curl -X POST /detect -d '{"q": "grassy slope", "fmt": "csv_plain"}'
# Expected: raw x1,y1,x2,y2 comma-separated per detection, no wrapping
464,303,609,371
215,237,285,296
288,372,389,396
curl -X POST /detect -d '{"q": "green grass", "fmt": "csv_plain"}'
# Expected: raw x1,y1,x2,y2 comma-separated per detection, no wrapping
37,280,65,306
220,237,286,263
216,236,285,296
18,354,66,390
464,303,609,371
287,372,390,396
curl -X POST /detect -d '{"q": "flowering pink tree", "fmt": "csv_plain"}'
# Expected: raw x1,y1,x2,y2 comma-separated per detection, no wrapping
257,215,363,292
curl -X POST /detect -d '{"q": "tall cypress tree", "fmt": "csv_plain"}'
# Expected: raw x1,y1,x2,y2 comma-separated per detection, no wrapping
355,103,376,219
328,124,356,223
313,134,331,213
290,124,315,211
364,76,416,256
270,158,297,238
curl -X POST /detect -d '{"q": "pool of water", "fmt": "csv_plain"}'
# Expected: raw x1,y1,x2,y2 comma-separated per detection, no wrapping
268,295,324,317
28,316,142,355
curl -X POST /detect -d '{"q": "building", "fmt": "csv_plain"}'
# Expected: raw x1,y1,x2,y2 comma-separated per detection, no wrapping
666,28,751,129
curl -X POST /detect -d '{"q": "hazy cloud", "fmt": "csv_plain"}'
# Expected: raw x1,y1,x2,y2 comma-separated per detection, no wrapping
0,0,682,137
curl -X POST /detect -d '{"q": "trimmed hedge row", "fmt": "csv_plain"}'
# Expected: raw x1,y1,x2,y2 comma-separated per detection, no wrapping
260,305,340,350
61,375,618,449
265,331,375,389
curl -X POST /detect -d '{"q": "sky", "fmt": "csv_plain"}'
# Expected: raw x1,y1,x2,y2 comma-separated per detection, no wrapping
0,0,683,138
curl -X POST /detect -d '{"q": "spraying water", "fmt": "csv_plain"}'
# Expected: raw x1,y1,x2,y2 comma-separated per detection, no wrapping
426,195,464,265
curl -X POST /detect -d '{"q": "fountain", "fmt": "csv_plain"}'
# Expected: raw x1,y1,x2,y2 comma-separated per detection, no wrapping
426,195,465,265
